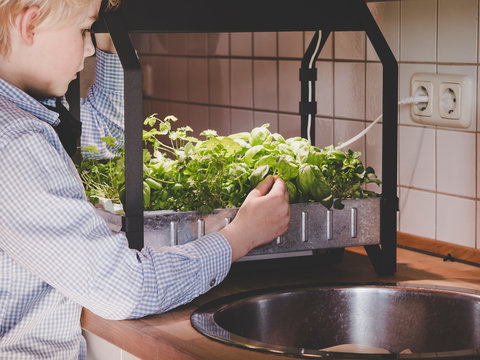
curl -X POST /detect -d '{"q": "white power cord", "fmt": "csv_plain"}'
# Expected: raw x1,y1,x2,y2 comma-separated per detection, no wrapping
398,95,428,105
334,95,429,150
306,31,322,144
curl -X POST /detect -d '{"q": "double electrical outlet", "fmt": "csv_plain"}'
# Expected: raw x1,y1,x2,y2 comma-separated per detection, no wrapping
410,73,472,128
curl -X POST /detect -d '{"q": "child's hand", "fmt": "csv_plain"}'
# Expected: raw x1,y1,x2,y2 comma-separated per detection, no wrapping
219,176,290,262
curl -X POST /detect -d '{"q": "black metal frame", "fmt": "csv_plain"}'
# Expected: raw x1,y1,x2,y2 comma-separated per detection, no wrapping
85,0,398,275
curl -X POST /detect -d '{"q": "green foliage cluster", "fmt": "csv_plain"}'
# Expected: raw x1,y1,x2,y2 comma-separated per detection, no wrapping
77,115,381,214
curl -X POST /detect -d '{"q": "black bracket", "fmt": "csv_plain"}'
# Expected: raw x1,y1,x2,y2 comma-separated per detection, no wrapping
102,9,145,251
299,30,330,145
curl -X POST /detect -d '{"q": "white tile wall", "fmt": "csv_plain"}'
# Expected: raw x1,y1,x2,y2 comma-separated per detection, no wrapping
279,113,301,139
167,57,187,101
400,0,437,62
167,33,187,55
399,126,436,191
188,104,209,137
209,107,231,135
187,33,208,56
278,32,304,58
149,57,169,100
436,194,476,247
149,34,168,55
438,0,478,63
334,119,366,157
334,62,365,120
169,102,188,128
399,188,436,239
208,33,229,56
254,111,278,131
208,58,230,106
253,60,278,111
367,1,400,61
230,33,252,57
144,100,169,121
135,0,480,250
437,130,476,197
187,58,208,103
278,60,301,113
316,61,334,117
334,32,365,60
314,117,334,149
230,59,253,107
253,32,277,57
366,62,382,121
231,109,253,133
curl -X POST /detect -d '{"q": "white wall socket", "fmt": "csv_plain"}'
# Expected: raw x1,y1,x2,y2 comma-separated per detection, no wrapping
410,73,472,128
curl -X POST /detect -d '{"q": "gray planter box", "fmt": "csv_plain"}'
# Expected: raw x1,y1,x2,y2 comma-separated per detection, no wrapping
96,198,380,260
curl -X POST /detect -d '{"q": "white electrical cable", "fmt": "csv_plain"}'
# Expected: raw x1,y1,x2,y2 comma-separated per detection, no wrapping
306,31,322,144
335,95,429,150
398,95,428,105
335,113,383,150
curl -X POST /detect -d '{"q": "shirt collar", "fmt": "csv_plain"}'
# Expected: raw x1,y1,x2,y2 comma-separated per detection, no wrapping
0,77,60,126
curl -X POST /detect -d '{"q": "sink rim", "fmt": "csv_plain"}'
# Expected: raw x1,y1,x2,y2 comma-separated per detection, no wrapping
190,282,480,359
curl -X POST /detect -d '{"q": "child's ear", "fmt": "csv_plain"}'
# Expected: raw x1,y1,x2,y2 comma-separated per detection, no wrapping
17,6,41,45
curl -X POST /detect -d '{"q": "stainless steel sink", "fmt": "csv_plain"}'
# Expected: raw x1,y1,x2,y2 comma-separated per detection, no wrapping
191,283,480,359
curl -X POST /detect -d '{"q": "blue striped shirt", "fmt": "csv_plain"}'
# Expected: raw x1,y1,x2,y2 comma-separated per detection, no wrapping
0,50,232,359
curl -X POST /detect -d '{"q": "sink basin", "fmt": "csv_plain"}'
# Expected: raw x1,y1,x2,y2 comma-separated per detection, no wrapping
191,283,480,359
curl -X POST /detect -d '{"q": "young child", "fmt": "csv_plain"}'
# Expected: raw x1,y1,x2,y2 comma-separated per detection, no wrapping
0,0,290,359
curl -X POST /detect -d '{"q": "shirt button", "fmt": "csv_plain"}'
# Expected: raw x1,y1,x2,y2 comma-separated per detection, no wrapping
209,278,216,287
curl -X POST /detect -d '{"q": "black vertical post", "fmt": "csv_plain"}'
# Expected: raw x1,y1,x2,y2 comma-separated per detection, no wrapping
361,3,398,275
300,31,330,146
102,11,144,250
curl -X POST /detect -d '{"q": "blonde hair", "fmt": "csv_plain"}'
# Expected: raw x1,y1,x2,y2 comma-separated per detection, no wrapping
0,0,120,57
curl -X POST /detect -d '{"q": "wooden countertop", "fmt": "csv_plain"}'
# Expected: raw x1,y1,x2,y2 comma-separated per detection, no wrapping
81,247,480,360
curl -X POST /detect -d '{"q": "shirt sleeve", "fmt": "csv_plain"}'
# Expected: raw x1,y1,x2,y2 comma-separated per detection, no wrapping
0,130,232,320
80,49,125,159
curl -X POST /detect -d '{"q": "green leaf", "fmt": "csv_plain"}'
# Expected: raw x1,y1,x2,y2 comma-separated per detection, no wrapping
80,145,99,155
228,132,250,142
101,136,116,147
272,133,286,143
276,155,298,180
250,125,272,146
248,164,269,187
243,145,265,165
144,114,158,127
333,198,345,210
200,129,218,138
217,137,242,156
285,181,297,203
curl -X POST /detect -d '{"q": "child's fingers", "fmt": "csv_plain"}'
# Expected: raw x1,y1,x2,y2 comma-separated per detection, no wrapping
250,175,275,198
267,177,287,198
